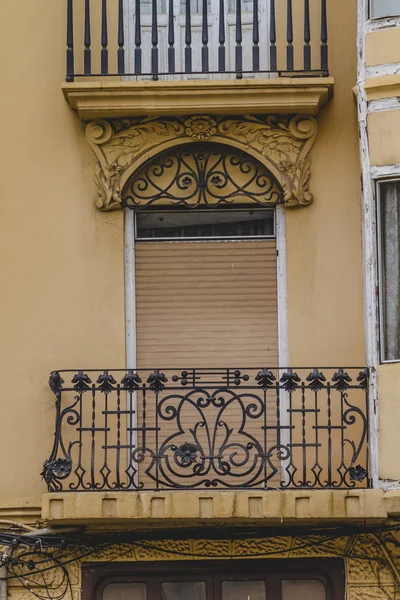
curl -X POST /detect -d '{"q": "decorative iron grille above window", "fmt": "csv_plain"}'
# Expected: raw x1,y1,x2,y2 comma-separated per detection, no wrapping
122,144,282,210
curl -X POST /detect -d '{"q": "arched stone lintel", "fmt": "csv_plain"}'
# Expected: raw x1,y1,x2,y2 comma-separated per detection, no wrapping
86,114,318,211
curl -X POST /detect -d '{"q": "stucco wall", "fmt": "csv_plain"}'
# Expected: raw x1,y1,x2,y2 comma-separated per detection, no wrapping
0,1,125,510
0,0,365,514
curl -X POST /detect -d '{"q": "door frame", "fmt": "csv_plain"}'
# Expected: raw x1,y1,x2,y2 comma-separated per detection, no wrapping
82,558,345,600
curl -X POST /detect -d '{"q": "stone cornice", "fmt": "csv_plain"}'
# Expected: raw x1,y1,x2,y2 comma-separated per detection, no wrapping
86,114,319,211
63,77,334,120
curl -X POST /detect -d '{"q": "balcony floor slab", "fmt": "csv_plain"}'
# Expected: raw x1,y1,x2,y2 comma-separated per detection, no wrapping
62,77,334,120
42,489,388,526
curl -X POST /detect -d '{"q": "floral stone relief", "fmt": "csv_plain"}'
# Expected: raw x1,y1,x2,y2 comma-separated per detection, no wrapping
86,114,318,211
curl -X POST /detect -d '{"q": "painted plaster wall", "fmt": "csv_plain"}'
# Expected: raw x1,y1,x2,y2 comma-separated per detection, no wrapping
285,0,364,368
0,0,366,516
366,27,400,67
0,0,126,510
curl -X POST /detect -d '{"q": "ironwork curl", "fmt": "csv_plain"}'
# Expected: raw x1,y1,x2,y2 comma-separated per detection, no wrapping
43,367,370,491
122,144,282,210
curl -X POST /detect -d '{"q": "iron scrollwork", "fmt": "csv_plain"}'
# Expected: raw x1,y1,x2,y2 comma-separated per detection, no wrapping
43,367,370,492
122,144,282,210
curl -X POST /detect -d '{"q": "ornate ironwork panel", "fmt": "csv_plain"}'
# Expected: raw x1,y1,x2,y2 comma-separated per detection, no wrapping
43,367,370,492
122,144,282,210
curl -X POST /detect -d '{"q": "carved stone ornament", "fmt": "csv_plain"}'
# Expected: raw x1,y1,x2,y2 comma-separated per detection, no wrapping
86,114,318,211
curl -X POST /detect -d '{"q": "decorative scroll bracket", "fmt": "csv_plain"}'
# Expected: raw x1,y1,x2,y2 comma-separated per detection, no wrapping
86,114,318,211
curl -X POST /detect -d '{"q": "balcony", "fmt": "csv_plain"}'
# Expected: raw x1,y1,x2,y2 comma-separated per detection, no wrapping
62,0,333,119
42,367,370,494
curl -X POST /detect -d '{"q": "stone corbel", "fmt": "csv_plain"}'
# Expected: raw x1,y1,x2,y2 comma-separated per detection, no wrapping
86,114,318,211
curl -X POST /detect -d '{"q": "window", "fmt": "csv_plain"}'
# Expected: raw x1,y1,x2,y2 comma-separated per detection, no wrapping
378,179,400,362
370,0,400,19
135,209,275,240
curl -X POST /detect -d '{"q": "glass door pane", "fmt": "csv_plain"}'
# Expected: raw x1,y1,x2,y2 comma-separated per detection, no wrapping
103,583,147,600
282,580,325,600
222,580,265,600
162,582,206,600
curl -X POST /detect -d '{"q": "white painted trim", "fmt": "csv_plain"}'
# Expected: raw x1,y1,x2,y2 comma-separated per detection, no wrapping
276,206,290,484
124,209,138,477
371,164,400,178
276,206,289,370
366,63,400,78
366,16,400,32
125,209,137,370
357,0,380,488
368,97,400,113
379,478,400,490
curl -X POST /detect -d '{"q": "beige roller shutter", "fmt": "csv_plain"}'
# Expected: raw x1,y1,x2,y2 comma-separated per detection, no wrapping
135,239,278,369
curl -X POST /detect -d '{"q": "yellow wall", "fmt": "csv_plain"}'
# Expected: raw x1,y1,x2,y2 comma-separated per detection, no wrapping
0,0,125,510
286,0,364,367
366,28,400,67
0,0,365,515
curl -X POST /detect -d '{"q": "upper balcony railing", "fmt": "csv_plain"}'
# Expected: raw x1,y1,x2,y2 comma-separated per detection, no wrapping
65,0,328,82
42,366,369,492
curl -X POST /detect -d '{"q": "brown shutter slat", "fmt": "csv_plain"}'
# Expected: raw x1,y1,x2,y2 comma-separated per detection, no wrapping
135,240,278,369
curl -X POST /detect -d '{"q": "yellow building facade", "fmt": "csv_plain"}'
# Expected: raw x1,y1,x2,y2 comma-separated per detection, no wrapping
2,0,400,598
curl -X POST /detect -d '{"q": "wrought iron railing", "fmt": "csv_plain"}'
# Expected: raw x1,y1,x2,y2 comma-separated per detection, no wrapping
65,0,328,81
42,367,369,491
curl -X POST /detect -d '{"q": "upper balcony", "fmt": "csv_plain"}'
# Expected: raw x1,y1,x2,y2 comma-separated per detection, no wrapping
63,0,334,119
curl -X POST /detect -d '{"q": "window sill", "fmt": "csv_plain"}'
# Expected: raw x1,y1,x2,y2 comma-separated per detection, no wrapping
62,77,334,121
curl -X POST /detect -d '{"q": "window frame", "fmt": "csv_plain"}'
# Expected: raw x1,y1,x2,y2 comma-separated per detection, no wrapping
369,0,400,20
82,558,345,600
376,177,400,364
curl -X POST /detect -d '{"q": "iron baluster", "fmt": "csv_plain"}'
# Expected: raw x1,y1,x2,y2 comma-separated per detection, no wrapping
301,383,306,485
116,386,121,487
218,0,225,72
286,0,293,71
185,0,192,73
321,0,328,74
313,387,321,486
118,0,125,74
102,390,109,489
365,384,370,486
269,0,276,71
84,0,91,75
135,0,142,74
202,0,209,72
304,0,311,71
263,387,268,484
235,0,243,77
90,385,96,488
252,0,259,72
101,0,109,75
327,382,332,486
168,0,175,73
151,0,159,79
155,387,160,490
66,0,74,81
